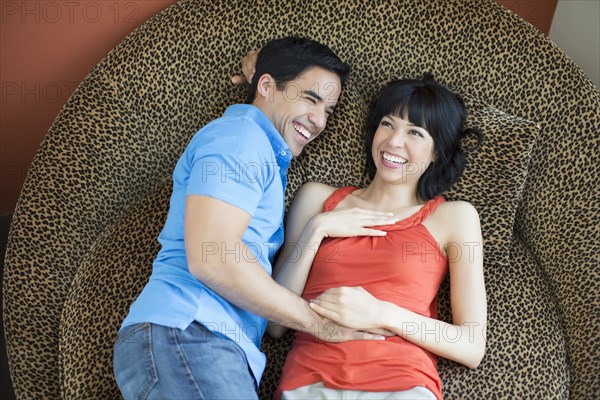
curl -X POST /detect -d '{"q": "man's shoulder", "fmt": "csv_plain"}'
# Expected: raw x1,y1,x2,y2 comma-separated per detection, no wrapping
205,110,268,140
190,112,273,157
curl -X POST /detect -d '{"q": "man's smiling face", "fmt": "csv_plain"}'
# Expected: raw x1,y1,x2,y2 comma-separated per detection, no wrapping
261,66,342,157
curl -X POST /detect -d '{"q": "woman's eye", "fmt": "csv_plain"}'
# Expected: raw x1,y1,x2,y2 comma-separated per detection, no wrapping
410,130,424,137
380,121,393,128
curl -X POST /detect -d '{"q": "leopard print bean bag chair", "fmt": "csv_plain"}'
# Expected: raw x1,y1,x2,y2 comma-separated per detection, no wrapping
4,0,599,398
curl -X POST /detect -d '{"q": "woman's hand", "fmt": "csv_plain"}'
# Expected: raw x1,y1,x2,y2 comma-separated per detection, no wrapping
309,286,388,331
311,208,398,239
231,49,259,85
310,314,388,342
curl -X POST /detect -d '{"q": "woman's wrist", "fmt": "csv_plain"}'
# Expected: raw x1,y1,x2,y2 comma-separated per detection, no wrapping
379,301,406,332
306,213,327,242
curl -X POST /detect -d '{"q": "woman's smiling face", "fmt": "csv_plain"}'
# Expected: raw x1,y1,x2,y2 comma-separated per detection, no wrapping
371,114,436,183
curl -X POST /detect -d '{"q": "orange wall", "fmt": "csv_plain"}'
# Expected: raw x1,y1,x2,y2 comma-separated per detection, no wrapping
0,0,178,214
0,0,557,214
495,0,558,35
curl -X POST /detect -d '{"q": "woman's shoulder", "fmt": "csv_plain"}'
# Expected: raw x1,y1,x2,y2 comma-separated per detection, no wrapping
285,183,342,233
288,182,338,214
428,199,480,230
436,199,479,218
433,199,481,236
425,199,481,246
295,181,340,203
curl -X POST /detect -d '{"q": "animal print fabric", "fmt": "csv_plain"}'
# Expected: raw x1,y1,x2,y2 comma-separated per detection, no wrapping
4,1,598,399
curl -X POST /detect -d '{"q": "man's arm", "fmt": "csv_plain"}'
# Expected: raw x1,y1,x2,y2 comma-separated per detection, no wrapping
184,194,383,342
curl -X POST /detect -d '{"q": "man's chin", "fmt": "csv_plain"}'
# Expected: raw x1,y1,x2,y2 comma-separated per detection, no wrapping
289,144,304,158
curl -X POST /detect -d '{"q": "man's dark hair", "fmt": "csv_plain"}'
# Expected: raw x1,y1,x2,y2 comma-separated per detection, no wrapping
246,36,350,103
365,74,484,200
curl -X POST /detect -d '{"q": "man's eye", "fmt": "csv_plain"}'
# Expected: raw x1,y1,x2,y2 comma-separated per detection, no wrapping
305,97,317,104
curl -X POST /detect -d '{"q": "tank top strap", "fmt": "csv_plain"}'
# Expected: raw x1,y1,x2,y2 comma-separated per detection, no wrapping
322,188,445,230
419,195,446,220
393,195,446,230
323,186,358,212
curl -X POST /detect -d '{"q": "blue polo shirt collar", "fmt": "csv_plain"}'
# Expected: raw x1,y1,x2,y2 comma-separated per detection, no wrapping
223,104,293,172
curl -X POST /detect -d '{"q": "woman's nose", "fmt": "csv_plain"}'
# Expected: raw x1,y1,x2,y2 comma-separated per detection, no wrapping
387,130,405,147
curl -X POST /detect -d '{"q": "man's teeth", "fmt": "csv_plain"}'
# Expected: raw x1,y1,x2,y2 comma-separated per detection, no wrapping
383,152,407,164
294,124,311,139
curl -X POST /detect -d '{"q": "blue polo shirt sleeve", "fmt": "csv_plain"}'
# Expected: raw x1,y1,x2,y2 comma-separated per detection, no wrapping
184,118,274,217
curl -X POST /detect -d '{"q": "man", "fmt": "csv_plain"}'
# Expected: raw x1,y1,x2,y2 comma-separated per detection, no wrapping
113,37,380,399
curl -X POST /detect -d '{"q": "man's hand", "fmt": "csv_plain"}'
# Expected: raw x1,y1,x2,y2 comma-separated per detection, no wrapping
308,313,388,342
231,49,259,85
274,301,392,342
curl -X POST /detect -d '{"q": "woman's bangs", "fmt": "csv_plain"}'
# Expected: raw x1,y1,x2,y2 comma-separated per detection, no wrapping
390,92,431,131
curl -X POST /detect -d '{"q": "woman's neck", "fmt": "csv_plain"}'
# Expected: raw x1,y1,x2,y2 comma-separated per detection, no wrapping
356,177,424,210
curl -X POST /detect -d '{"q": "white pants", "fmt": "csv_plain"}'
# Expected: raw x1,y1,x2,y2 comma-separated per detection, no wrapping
281,381,437,400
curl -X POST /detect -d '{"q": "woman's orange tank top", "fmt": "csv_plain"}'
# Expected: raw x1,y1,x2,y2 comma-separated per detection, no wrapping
275,186,448,400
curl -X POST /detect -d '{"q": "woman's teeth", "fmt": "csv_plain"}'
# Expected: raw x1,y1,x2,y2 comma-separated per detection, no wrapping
383,152,407,164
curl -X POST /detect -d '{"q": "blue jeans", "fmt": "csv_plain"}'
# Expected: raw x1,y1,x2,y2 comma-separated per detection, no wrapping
113,322,258,400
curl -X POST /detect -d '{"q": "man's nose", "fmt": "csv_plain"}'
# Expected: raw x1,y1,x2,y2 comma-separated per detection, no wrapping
309,108,327,132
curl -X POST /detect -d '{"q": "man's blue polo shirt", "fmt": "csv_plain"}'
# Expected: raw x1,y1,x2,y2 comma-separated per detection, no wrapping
121,104,292,384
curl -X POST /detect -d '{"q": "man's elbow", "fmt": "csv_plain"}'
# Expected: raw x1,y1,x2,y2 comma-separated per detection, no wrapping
187,254,221,283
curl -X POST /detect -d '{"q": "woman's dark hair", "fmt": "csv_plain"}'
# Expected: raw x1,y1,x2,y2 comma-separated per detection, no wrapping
246,36,350,103
365,74,483,200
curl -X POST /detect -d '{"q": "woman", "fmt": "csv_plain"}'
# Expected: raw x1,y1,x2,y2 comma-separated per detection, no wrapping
267,75,487,400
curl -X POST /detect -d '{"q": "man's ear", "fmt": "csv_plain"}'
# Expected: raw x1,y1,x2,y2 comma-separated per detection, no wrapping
256,73,276,99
